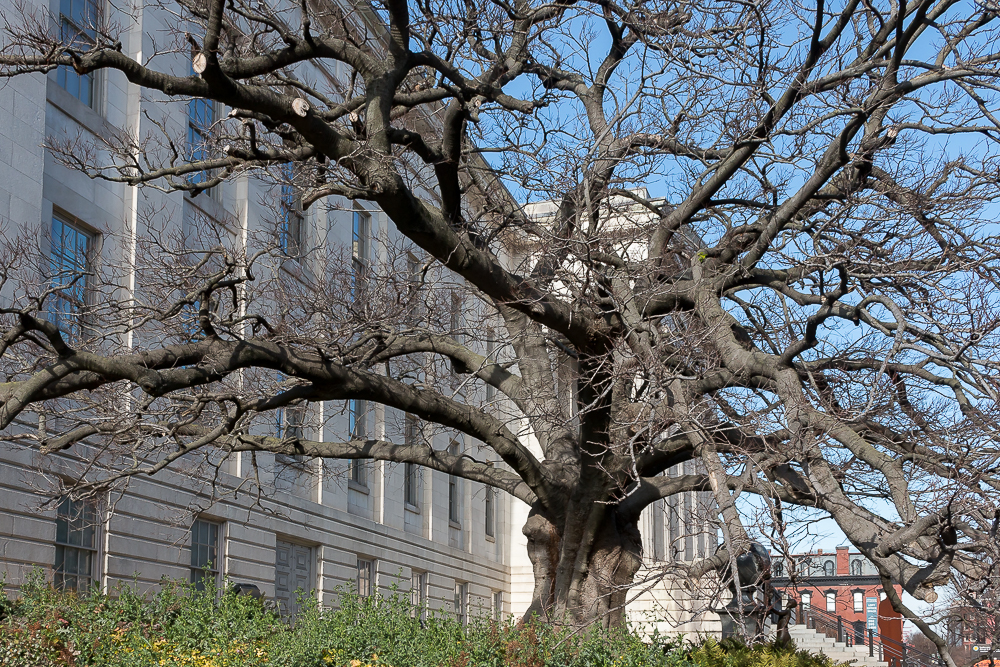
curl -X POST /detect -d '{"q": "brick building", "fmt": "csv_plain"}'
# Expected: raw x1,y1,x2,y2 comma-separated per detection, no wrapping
772,546,903,641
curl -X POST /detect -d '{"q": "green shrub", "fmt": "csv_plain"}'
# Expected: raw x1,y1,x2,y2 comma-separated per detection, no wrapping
688,638,839,667
0,572,841,667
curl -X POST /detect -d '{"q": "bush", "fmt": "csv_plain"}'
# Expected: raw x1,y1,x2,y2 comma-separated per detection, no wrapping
689,639,839,667
0,572,840,667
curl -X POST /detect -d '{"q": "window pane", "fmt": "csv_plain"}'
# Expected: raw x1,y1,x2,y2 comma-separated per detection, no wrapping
351,258,365,302
404,416,419,505
56,497,97,549
56,0,97,106
187,97,216,186
485,487,495,537
56,499,69,544
485,335,496,400
410,571,424,609
55,541,94,593
208,530,218,563
349,400,367,486
404,463,417,506
80,73,92,107
70,0,96,27
454,583,466,625
351,459,367,487
352,210,370,300
78,551,92,585
357,559,373,597
349,400,367,438
449,477,459,523
352,210,369,260
192,569,211,591
448,442,460,523
49,215,93,337
450,293,463,343
190,519,220,582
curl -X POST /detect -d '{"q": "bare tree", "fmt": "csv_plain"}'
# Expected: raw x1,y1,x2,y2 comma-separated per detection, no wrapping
2,0,1000,645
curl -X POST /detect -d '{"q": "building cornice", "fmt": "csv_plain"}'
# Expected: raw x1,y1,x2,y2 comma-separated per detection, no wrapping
771,575,881,587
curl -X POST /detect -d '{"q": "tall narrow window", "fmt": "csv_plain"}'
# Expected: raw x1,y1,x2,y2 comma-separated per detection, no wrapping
404,415,419,507
448,441,461,525
801,592,811,609
449,292,463,343
49,214,94,339
410,570,426,617
349,399,367,486
826,591,836,612
404,462,418,506
824,560,835,576
274,374,305,442
484,332,496,401
54,497,97,592
274,401,307,470
485,486,496,538
453,582,467,625
406,252,423,323
853,590,864,613
275,404,305,440
352,208,371,301
57,0,98,106
492,590,503,622
187,89,216,189
190,518,221,590
851,559,863,576
279,165,303,256
356,557,374,597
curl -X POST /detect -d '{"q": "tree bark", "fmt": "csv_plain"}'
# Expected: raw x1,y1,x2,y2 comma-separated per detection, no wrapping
522,504,643,628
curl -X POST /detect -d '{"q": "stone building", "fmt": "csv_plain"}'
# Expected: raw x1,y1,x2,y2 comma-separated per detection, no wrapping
0,0,718,632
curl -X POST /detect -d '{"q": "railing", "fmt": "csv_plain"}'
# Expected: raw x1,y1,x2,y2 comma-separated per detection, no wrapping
794,603,943,667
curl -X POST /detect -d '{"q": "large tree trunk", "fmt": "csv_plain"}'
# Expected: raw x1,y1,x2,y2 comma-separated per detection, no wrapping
522,505,643,628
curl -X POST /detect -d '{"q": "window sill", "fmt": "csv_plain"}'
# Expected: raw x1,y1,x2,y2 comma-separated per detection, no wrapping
46,77,113,139
404,502,420,514
485,534,496,543
449,520,462,530
348,480,370,495
185,189,227,224
279,255,316,285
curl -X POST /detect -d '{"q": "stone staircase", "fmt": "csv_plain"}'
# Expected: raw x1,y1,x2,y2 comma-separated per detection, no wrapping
787,624,890,667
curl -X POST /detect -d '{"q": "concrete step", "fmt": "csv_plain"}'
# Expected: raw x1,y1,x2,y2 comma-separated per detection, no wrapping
777,624,889,667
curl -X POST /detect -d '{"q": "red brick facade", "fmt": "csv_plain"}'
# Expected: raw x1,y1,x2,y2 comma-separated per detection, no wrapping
772,546,904,639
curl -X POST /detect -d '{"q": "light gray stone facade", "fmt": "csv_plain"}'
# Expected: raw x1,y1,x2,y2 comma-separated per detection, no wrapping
0,0,718,634
0,0,510,622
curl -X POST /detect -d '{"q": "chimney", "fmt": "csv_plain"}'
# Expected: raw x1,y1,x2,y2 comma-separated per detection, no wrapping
837,546,849,576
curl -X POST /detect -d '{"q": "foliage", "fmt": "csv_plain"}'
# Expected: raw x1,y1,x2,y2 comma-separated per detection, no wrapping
0,574,838,667
688,639,838,667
